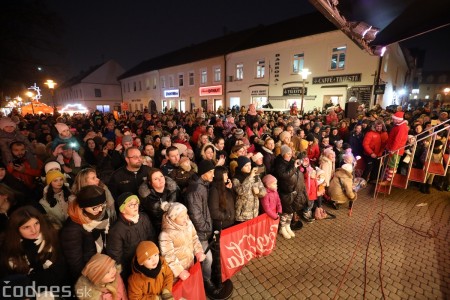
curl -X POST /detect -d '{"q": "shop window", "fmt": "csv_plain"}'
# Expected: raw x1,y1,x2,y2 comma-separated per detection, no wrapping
292,53,304,73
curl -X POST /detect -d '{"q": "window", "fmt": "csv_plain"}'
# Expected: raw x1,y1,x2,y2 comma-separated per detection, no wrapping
138,81,142,91
189,72,194,85
330,46,346,70
169,76,174,88
160,76,166,88
200,69,207,84
256,59,265,78
153,77,157,89
127,82,130,92
178,74,184,86
236,63,244,80
133,82,136,92
292,53,304,73
146,79,150,90
214,67,221,82
94,88,102,98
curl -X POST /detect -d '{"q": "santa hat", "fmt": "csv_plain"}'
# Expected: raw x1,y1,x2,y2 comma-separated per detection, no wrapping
392,111,404,121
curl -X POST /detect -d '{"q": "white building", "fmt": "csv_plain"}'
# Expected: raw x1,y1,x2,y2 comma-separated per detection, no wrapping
56,59,125,113
119,12,409,113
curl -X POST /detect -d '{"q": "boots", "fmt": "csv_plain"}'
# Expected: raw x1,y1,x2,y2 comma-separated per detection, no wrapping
285,226,296,238
425,183,431,194
419,183,427,193
279,226,291,239
348,200,353,209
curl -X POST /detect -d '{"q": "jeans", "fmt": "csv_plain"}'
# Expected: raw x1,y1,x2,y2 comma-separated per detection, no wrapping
200,240,213,281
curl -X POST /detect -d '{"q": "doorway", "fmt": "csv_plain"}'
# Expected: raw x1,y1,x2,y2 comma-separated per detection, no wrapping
149,100,157,114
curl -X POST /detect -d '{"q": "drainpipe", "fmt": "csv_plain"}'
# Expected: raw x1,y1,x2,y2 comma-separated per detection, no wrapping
223,54,227,111
373,55,383,107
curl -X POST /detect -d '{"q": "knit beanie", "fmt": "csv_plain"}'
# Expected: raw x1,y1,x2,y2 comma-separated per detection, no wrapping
262,174,277,187
117,192,139,212
251,152,263,162
173,143,187,155
136,241,160,265
76,185,106,208
81,253,116,285
162,202,187,220
197,159,215,176
122,135,133,144
0,117,16,130
237,156,251,170
342,163,353,174
46,170,64,185
55,123,70,134
44,161,61,174
280,145,292,156
392,111,404,121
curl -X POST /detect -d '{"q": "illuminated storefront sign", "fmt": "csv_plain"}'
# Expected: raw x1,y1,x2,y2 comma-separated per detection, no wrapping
164,89,180,98
199,85,222,96
312,73,361,84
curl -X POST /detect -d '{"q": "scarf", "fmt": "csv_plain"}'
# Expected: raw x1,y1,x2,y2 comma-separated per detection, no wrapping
133,257,162,278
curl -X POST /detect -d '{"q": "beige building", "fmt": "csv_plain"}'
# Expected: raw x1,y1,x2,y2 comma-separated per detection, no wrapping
56,59,124,113
119,12,409,113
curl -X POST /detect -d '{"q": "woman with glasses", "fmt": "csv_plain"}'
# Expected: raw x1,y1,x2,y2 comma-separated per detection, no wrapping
61,185,111,282
107,192,156,282
71,168,116,222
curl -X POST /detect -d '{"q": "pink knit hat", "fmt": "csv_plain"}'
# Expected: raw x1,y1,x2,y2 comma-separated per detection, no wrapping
55,123,70,134
262,174,277,187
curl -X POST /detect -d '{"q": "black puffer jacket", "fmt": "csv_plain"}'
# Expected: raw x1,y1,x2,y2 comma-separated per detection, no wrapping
106,212,156,280
186,176,212,241
108,165,150,199
272,155,308,213
138,176,179,234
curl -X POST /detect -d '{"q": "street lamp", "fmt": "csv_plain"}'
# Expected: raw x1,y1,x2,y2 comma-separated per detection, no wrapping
299,68,311,114
26,91,36,115
45,79,57,113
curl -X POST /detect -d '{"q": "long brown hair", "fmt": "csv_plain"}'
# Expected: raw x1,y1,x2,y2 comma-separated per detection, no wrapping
212,166,229,210
1,206,58,274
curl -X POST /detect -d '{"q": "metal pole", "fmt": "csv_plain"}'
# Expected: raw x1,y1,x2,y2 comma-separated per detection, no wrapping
30,98,35,115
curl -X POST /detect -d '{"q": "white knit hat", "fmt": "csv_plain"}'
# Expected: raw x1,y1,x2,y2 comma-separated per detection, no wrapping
55,123,70,134
342,163,353,174
44,161,61,174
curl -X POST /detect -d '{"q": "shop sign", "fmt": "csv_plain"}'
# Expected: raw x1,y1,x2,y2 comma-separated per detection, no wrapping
121,102,129,111
312,73,361,84
199,85,222,96
283,87,307,96
374,84,386,95
273,53,280,82
164,89,180,98
251,89,267,96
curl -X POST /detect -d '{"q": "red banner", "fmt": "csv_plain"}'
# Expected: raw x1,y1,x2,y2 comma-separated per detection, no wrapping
220,213,279,281
172,262,206,300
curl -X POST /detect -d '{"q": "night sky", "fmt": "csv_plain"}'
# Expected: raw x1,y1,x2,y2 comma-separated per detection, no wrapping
45,0,449,80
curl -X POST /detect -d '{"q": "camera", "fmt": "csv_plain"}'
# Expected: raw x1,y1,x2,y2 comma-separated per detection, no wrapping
12,158,24,166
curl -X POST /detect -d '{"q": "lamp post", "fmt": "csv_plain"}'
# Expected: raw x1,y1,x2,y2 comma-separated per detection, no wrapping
26,91,35,115
299,68,311,114
45,79,57,114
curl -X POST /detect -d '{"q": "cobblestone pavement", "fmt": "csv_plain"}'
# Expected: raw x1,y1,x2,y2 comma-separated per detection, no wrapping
228,184,450,300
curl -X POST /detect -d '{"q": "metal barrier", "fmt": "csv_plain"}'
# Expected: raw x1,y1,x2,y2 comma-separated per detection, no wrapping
373,118,450,197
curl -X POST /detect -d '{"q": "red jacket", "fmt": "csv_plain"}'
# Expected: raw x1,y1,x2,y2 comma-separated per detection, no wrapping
326,114,339,125
304,171,318,201
7,158,43,189
307,143,320,163
260,188,282,220
386,121,409,155
362,130,388,157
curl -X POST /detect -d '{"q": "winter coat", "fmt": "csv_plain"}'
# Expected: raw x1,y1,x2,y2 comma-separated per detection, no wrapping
386,121,409,155
260,188,282,220
138,176,179,235
128,257,173,300
304,171,318,201
208,183,235,230
75,265,128,300
0,130,38,168
168,166,195,194
159,214,203,278
232,172,266,222
107,212,156,280
186,176,212,241
39,185,69,229
306,143,320,165
272,155,308,213
61,202,110,281
348,132,364,157
363,130,388,157
319,155,335,187
108,165,150,199
328,168,356,204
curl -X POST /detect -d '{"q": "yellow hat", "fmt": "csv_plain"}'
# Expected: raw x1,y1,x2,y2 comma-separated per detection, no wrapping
46,170,64,185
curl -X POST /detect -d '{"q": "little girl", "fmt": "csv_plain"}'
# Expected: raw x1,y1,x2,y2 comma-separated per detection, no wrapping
260,175,283,234
128,241,174,299
52,122,82,168
303,166,318,223
39,170,70,229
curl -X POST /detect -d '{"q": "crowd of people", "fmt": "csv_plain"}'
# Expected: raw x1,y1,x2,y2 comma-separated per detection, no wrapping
0,101,448,299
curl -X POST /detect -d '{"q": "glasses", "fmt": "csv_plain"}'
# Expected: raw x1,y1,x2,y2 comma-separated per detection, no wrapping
127,201,139,209
127,155,143,160
91,202,107,212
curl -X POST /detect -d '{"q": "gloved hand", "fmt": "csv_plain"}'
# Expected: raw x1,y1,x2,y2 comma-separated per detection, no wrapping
179,270,190,281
